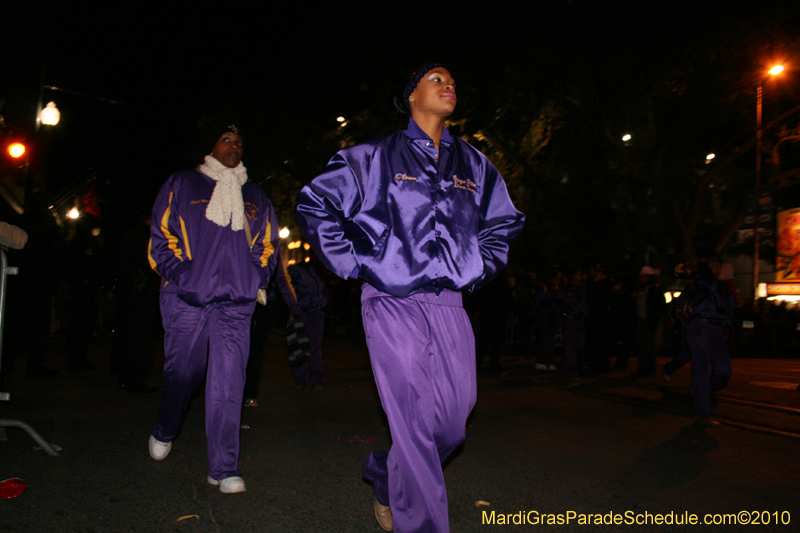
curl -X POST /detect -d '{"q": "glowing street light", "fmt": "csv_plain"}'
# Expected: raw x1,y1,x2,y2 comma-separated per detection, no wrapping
7,143,26,158
279,227,290,239
40,101,60,126
67,207,80,219
753,64,785,298
705,153,715,164
622,134,632,142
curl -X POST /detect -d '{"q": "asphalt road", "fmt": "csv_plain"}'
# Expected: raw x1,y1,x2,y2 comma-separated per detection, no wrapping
1,332,799,532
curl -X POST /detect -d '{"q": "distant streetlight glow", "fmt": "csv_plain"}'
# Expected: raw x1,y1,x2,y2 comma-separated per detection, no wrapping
67,208,80,219
706,153,715,164
769,65,784,76
8,143,26,158
279,227,290,239
40,101,60,126
336,116,346,122
622,134,631,142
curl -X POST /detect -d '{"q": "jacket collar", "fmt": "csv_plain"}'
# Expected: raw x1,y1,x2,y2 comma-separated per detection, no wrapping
404,118,453,145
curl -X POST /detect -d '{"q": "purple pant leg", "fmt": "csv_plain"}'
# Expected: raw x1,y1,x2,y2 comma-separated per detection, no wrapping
363,450,390,506
153,293,210,442
205,301,255,480
361,288,476,533
292,308,325,386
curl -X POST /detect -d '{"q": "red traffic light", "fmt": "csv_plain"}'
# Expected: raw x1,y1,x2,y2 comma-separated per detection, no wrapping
7,142,26,158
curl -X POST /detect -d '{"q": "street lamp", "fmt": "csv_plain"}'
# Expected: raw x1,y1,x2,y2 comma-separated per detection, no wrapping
40,102,60,126
753,64,784,299
7,143,26,159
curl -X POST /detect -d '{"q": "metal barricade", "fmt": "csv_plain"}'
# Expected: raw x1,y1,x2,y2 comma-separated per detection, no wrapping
0,248,59,455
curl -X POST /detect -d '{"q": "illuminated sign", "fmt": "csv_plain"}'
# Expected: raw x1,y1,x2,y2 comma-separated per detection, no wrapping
766,283,800,295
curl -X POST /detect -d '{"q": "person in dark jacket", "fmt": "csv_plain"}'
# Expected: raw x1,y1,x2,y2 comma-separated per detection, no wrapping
287,253,330,389
243,248,301,406
586,264,615,374
532,268,563,371
115,213,159,391
634,266,664,376
562,268,588,380
676,253,734,426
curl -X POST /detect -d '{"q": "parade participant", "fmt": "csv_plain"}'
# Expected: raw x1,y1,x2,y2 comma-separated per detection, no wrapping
287,252,330,389
676,252,734,426
243,248,301,406
586,264,615,374
297,64,525,532
532,268,563,371
634,266,664,377
562,268,588,380
148,123,279,493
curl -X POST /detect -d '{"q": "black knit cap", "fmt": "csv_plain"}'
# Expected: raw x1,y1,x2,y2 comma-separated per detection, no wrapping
205,121,242,151
404,63,444,108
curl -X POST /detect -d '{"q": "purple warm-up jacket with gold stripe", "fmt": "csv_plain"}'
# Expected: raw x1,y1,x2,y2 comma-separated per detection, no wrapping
148,169,279,307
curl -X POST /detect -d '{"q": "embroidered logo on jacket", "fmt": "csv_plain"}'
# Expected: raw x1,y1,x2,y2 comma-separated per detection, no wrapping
452,175,477,193
394,173,417,181
245,202,260,221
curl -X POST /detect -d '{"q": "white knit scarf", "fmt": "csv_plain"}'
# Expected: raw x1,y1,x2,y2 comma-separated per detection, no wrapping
198,155,248,231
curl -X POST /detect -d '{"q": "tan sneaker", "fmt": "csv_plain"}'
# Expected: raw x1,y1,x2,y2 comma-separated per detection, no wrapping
374,499,393,531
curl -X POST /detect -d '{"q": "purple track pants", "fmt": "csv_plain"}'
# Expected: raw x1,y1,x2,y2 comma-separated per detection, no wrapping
361,284,477,533
153,292,255,481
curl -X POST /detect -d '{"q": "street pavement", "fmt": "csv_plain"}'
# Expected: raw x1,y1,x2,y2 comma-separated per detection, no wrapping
1,330,799,532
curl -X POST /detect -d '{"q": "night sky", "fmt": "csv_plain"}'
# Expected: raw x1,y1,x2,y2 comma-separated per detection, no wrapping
3,1,800,237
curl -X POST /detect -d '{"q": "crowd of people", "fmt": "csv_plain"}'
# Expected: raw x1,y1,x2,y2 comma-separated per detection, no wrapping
2,62,799,532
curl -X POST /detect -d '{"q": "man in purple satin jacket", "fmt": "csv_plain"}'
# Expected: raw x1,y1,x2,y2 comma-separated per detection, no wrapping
147,124,279,494
297,65,525,532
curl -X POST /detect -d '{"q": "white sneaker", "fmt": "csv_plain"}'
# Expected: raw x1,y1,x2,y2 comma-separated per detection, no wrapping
547,364,557,371
148,435,171,461
208,476,246,494
535,363,547,370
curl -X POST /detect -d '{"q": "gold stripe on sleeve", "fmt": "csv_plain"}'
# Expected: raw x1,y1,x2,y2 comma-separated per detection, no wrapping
259,220,274,268
147,238,158,271
161,192,182,261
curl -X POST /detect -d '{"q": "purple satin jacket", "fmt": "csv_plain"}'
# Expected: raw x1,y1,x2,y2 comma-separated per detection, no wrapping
296,119,525,298
148,169,279,307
